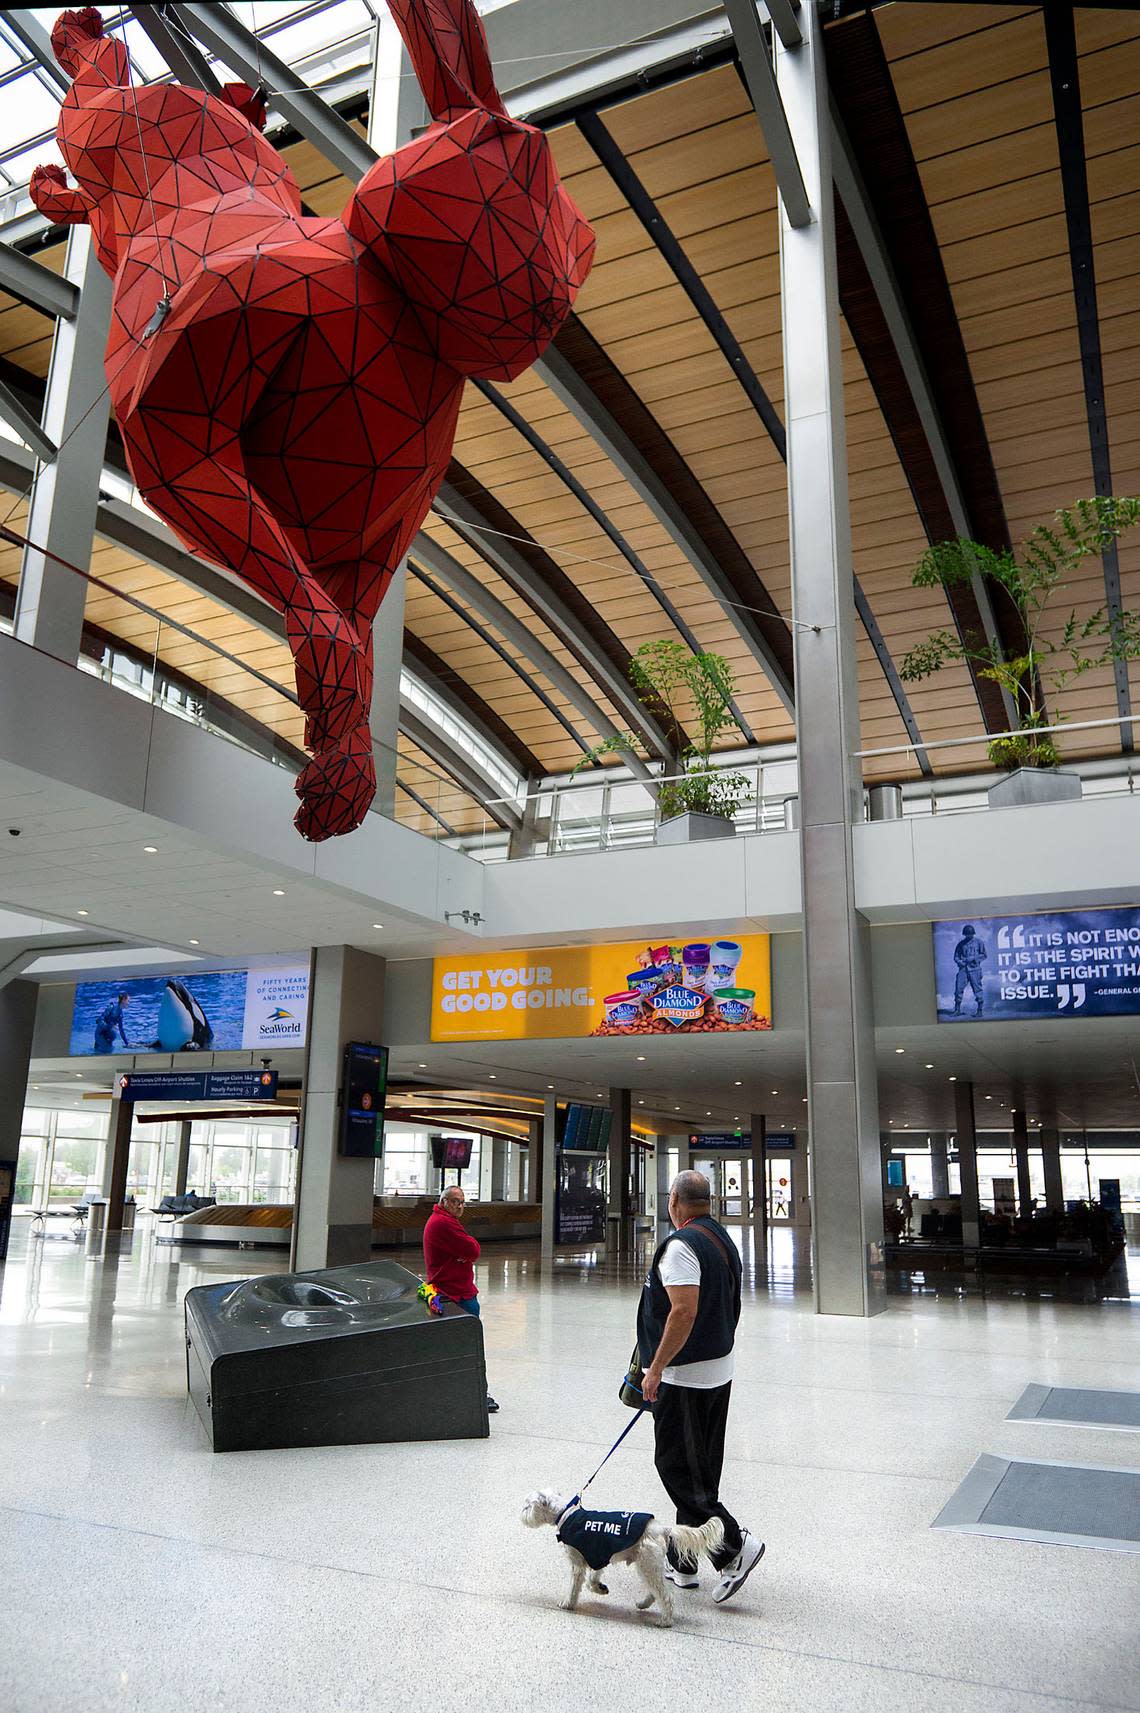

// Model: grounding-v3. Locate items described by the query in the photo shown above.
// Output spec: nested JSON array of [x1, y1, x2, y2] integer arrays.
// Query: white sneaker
[[665, 1562, 699, 1588], [711, 1530, 765, 1604]]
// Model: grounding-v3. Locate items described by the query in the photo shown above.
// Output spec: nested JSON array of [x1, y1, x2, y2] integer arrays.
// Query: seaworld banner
[[933, 907, 1140, 1022], [69, 965, 310, 1056]]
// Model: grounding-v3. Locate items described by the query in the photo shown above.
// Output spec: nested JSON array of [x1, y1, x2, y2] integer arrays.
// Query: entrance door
[[691, 1157, 747, 1223], [767, 1158, 792, 1223], [691, 1156, 722, 1219]]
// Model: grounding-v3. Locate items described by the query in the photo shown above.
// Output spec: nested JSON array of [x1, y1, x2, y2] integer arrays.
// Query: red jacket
[[423, 1205, 480, 1302]]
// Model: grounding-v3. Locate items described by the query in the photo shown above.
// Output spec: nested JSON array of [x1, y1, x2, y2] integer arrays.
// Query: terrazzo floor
[[1, 1220, 1138, 1713]]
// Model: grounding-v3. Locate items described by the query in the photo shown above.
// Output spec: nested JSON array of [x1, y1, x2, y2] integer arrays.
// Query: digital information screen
[[339, 1041, 388, 1159], [561, 1103, 614, 1152]]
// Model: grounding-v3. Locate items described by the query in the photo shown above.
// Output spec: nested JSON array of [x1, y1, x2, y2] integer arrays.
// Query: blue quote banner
[[933, 907, 1140, 1022]]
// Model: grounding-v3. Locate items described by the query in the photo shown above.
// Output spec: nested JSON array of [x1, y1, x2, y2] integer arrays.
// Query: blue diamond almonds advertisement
[[933, 907, 1140, 1022]]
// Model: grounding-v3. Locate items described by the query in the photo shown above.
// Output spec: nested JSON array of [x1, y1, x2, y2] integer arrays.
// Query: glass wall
[[12, 1105, 298, 1211]]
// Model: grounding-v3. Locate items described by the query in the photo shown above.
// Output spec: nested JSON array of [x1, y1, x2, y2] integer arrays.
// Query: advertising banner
[[933, 907, 1140, 1022], [70, 964, 309, 1055], [431, 932, 771, 1042], [116, 1069, 279, 1102]]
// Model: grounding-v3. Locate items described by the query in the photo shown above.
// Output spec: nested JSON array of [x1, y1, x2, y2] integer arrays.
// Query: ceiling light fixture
[[949, 1075, 958, 1082], [189, 938, 200, 946], [76, 909, 89, 917], [925, 1063, 934, 1069], [734, 1080, 742, 1087], [636, 1055, 646, 1062], [143, 845, 158, 854], [895, 1047, 905, 1055], [372, 922, 383, 929], [272, 888, 285, 897]]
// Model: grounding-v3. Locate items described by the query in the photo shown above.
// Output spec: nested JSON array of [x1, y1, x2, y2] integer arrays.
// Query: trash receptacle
[[122, 1198, 137, 1233], [86, 1199, 107, 1240]]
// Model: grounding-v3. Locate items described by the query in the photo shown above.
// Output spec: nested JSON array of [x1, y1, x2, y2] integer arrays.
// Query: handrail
[[853, 712, 1134, 761], [0, 521, 301, 708]]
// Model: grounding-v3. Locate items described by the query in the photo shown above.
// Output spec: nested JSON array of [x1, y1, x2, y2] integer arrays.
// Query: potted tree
[[899, 496, 1140, 807], [572, 640, 750, 843]]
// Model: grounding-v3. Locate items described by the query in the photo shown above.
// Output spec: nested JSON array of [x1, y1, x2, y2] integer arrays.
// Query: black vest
[[637, 1215, 742, 1370], [556, 1504, 654, 1570]]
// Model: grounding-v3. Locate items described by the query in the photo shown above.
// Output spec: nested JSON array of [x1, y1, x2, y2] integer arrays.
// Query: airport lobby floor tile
[[1, 1225, 1138, 1713]]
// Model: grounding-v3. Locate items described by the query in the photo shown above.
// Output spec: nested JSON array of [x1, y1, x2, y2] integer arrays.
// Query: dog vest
[[556, 1502, 654, 1571]]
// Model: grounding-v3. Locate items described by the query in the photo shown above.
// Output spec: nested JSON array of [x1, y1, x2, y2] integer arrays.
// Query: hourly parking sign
[[933, 907, 1140, 1022]]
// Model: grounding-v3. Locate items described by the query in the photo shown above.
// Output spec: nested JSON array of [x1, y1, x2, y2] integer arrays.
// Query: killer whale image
[[152, 979, 214, 1052]]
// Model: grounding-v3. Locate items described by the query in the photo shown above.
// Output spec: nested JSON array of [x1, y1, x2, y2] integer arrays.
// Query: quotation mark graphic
[[1056, 983, 1087, 1010]]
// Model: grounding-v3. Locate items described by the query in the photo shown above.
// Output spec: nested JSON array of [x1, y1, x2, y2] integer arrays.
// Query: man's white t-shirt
[[657, 1236, 735, 1389]]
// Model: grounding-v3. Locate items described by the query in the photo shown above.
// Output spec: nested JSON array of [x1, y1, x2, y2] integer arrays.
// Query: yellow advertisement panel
[[431, 933, 772, 1042]]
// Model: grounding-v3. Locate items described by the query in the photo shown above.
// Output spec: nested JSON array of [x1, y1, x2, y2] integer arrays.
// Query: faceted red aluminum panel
[[33, 3, 594, 839]]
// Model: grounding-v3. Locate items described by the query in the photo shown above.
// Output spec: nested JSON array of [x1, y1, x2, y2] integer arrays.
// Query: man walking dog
[[638, 1169, 763, 1603]]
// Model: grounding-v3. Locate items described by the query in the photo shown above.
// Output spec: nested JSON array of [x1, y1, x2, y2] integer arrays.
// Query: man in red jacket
[[423, 1185, 498, 1412]]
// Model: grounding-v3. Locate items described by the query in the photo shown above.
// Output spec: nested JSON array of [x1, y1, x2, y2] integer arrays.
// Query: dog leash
[[567, 1387, 650, 1511]]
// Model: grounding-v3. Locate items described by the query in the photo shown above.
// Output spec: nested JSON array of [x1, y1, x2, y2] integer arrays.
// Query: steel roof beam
[[763, 0, 802, 51], [0, 378, 54, 463], [399, 702, 523, 834], [723, 0, 812, 228], [434, 479, 674, 761], [408, 532, 658, 790], [0, 239, 78, 320], [0, 9, 69, 94], [131, 5, 224, 95], [402, 629, 546, 783], [538, 340, 796, 715], [474, 377, 757, 747], [168, 3, 375, 184], [830, 103, 1015, 721], [1045, 3, 1133, 753]]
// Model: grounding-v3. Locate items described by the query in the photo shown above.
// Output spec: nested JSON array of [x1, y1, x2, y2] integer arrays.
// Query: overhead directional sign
[[116, 1070, 279, 1103], [933, 907, 1140, 1022]]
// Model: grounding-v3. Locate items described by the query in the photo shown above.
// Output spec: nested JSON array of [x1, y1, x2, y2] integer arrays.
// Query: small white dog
[[521, 1490, 724, 1625]]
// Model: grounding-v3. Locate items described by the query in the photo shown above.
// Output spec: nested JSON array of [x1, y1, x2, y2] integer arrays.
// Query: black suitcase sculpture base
[[185, 1259, 488, 1452]]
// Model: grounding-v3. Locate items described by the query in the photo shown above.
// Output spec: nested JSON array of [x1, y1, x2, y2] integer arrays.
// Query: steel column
[[776, 5, 884, 1317], [725, 0, 812, 228], [0, 241, 78, 320], [174, 1119, 193, 1198], [373, 559, 407, 819], [1011, 1107, 1033, 1217], [12, 229, 112, 662], [750, 1111, 768, 1277], [540, 1095, 557, 1264], [1041, 1124, 1064, 1214], [954, 1082, 981, 1249], [929, 1132, 950, 1199]]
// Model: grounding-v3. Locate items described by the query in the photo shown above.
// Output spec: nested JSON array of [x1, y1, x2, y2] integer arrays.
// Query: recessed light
[[372, 922, 384, 929], [925, 1063, 934, 1069], [770, 1089, 778, 1095], [272, 888, 285, 896], [547, 1084, 554, 1090], [674, 1106, 680, 1112], [802, 1097, 808, 1104], [636, 1055, 646, 1062], [949, 1075, 957, 1082], [418, 1063, 427, 1069], [143, 845, 158, 854], [706, 1111, 711, 1117], [985, 1095, 993, 1101], [488, 1074, 496, 1079], [895, 1048, 905, 1055], [189, 939, 200, 946], [76, 908, 89, 917]]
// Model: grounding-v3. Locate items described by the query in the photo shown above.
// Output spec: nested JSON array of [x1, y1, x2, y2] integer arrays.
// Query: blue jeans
[[457, 1295, 480, 1318]]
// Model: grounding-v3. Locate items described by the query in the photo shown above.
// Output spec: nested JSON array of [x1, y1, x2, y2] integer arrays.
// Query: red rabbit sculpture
[[32, 3, 594, 839]]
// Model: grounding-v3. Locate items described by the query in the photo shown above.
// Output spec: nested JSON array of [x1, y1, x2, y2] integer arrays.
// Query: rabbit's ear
[[386, 0, 507, 122]]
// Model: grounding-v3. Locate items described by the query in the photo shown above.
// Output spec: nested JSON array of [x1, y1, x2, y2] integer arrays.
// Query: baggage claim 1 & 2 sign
[[933, 906, 1140, 1022], [431, 934, 772, 1042]]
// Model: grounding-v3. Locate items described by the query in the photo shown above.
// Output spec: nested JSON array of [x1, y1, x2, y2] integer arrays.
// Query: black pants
[[652, 1380, 742, 1571]]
